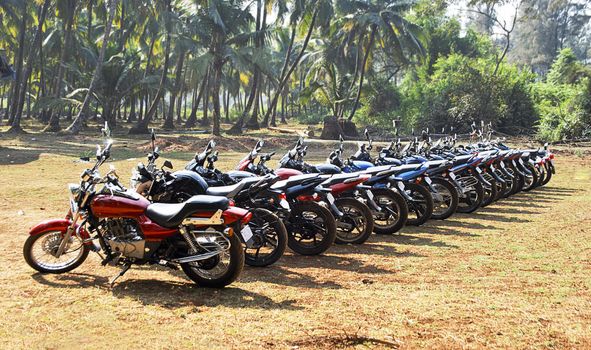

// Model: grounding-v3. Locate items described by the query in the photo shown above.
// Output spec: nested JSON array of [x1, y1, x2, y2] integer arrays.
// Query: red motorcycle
[[23, 137, 250, 288]]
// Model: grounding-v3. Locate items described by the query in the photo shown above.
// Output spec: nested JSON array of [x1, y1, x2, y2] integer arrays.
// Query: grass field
[[0, 134, 590, 349]]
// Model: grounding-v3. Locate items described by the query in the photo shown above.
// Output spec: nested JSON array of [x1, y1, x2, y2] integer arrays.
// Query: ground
[[0, 132, 590, 349]]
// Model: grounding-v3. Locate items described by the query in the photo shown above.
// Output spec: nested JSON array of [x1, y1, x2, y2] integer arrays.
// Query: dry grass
[[0, 133, 590, 349]]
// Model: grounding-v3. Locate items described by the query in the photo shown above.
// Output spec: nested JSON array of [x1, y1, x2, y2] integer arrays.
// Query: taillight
[[279, 193, 287, 200], [297, 194, 319, 201], [241, 212, 253, 224], [549, 154, 555, 160], [228, 199, 236, 206]]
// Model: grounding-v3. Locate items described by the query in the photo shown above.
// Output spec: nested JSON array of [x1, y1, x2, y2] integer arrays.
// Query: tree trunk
[[348, 25, 376, 121], [163, 49, 185, 129], [7, 2, 27, 124], [129, 0, 172, 134], [186, 68, 208, 128], [262, 8, 318, 123], [211, 62, 223, 136], [44, 0, 76, 132], [66, 0, 118, 134], [9, 0, 50, 133]]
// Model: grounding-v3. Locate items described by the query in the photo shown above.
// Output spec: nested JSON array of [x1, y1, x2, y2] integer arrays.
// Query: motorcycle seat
[[453, 155, 473, 166], [146, 195, 230, 228], [391, 164, 422, 175], [271, 173, 319, 190], [425, 160, 448, 169], [206, 177, 262, 198], [361, 165, 392, 175], [321, 173, 359, 186]]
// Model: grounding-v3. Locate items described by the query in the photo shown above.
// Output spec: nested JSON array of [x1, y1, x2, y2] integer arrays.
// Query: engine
[[101, 219, 146, 259]]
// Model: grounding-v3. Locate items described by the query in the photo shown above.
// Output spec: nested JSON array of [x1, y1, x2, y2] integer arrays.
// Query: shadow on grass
[[0, 146, 42, 165], [31, 272, 303, 310]]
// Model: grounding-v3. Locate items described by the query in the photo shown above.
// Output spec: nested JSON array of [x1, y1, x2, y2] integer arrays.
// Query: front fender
[[29, 219, 91, 245]]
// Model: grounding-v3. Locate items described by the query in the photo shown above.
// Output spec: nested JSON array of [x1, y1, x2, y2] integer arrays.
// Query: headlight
[[130, 169, 141, 189], [68, 183, 81, 212]]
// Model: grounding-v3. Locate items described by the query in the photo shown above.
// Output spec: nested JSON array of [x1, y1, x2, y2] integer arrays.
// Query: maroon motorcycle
[[23, 134, 250, 288]]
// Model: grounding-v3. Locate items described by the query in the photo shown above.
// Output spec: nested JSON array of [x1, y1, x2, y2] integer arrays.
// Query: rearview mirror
[[96, 145, 102, 159], [364, 129, 370, 140], [163, 160, 173, 169]]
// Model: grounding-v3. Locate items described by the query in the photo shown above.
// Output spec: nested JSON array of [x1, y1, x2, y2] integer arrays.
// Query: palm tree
[[188, 0, 254, 135], [66, 0, 118, 134]]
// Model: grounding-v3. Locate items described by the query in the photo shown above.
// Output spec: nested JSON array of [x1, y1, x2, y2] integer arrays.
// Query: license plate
[[240, 225, 254, 242], [424, 177, 432, 185], [366, 190, 374, 200], [490, 165, 496, 171], [519, 159, 525, 166], [280, 199, 290, 210], [475, 167, 482, 174], [326, 193, 335, 205], [500, 162, 506, 169], [397, 182, 405, 191], [449, 172, 456, 180]]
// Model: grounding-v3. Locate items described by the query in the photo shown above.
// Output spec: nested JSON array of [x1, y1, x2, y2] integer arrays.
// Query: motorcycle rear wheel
[[181, 231, 244, 288]]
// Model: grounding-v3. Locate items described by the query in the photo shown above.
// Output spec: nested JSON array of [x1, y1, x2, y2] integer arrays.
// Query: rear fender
[[28, 219, 92, 245], [222, 207, 252, 225]]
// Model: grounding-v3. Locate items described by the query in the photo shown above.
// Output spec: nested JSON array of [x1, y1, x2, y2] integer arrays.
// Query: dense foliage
[[0, 0, 589, 140]]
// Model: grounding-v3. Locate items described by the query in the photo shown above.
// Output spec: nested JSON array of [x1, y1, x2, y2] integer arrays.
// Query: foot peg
[[109, 263, 130, 288]]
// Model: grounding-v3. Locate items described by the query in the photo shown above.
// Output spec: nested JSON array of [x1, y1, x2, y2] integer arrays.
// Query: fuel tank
[[91, 190, 150, 218], [275, 168, 304, 180]]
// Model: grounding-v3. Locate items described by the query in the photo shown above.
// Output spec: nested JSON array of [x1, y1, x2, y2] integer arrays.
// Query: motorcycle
[[24, 126, 248, 288], [191, 140, 337, 255], [132, 135, 288, 268]]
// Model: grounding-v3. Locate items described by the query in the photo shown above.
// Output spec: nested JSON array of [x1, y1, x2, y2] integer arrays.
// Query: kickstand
[[109, 263, 131, 288]]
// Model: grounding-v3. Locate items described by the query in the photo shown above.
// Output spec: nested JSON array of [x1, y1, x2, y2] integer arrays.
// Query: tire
[[243, 208, 287, 267], [404, 183, 434, 226], [494, 177, 507, 201], [333, 198, 374, 245], [510, 170, 525, 195], [456, 177, 484, 213], [428, 177, 459, 220], [501, 166, 516, 198], [286, 201, 337, 255], [535, 164, 546, 188], [541, 162, 553, 186], [371, 188, 408, 234], [522, 163, 538, 192], [181, 230, 244, 288], [24, 231, 89, 274], [481, 178, 497, 207]]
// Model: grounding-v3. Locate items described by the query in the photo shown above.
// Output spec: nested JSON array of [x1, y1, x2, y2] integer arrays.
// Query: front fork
[[356, 185, 382, 212], [445, 171, 467, 197]]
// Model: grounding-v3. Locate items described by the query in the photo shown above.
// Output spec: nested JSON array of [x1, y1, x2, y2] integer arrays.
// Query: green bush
[[399, 54, 536, 134]]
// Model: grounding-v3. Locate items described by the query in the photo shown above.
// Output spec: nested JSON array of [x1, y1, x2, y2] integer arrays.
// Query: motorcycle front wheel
[[405, 183, 434, 226], [371, 188, 408, 234], [243, 208, 287, 267], [286, 201, 337, 255], [428, 177, 459, 220], [23, 230, 89, 274], [334, 197, 374, 245]]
